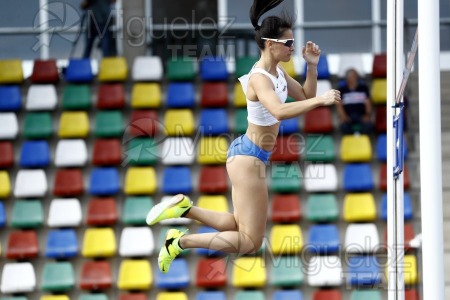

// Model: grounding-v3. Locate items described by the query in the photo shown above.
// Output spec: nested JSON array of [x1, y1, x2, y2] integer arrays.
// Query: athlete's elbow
[[273, 110, 287, 121]]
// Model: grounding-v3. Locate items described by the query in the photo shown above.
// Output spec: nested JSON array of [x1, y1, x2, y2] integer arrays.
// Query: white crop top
[[238, 65, 288, 126]]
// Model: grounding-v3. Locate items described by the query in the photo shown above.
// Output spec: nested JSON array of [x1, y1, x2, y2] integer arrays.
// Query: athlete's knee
[[240, 232, 263, 254]]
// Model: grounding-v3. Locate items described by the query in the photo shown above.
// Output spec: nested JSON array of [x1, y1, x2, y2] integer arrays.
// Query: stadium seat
[[167, 82, 195, 108], [316, 79, 332, 96], [195, 258, 227, 288], [157, 197, 192, 226], [128, 110, 159, 137], [304, 163, 338, 192], [200, 56, 228, 81], [86, 197, 118, 226], [6, 230, 39, 259], [156, 258, 190, 289], [97, 83, 125, 109], [347, 256, 382, 287], [119, 227, 154, 257], [381, 192, 413, 221], [402, 255, 418, 285], [11, 200, 43, 228], [376, 134, 408, 161], [41, 262, 75, 292], [53, 169, 84, 196], [199, 109, 229, 135], [132, 56, 163, 81], [162, 167, 192, 194], [194, 226, 222, 256], [232, 257, 266, 288], [64, 58, 94, 82], [197, 137, 228, 164], [92, 139, 122, 166], [161, 137, 196, 165], [311, 54, 330, 79], [80, 261, 112, 290], [234, 291, 265, 300], [344, 193, 376, 222], [380, 163, 410, 190], [0, 59, 23, 83], [82, 228, 116, 258], [307, 256, 343, 286], [0, 262, 35, 293], [343, 163, 374, 191], [58, 111, 89, 138], [98, 57, 128, 82], [117, 259, 152, 290], [122, 196, 153, 225], [271, 194, 301, 223], [270, 163, 302, 193], [94, 110, 124, 137], [55, 139, 88, 167], [167, 57, 196, 81], [0, 296, 28, 300], [345, 223, 380, 253], [19, 140, 50, 168], [372, 53, 387, 78], [233, 82, 246, 107], [0, 171, 10, 198], [405, 289, 419, 300], [0, 141, 13, 167], [273, 291, 303, 300], [124, 167, 157, 195], [313, 290, 342, 300], [234, 109, 248, 133], [45, 229, 78, 259], [271, 136, 300, 162], [23, 112, 53, 139], [337, 53, 365, 78], [48, 198, 82, 227], [270, 224, 303, 255], [197, 195, 228, 215], [304, 107, 333, 133], [201, 82, 228, 107], [131, 83, 161, 108], [26, 85, 57, 111], [278, 117, 299, 135], [375, 105, 387, 133], [89, 168, 120, 196], [156, 292, 187, 300], [235, 56, 258, 78], [340, 134, 372, 162], [40, 296, 69, 300], [350, 290, 381, 300], [14, 169, 47, 198], [305, 135, 335, 162], [308, 224, 340, 254], [197, 291, 226, 300], [371, 79, 387, 104], [31, 59, 59, 83], [198, 166, 228, 193], [0, 85, 21, 111], [79, 294, 108, 300], [164, 109, 195, 136], [270, 255, 304, 287], [279, 59, 296, 77], [0, 202, 4, 227], [0, 112, 18, 139]]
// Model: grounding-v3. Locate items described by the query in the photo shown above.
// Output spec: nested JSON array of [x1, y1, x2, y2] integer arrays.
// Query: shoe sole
[[146, 194, 186, 225]]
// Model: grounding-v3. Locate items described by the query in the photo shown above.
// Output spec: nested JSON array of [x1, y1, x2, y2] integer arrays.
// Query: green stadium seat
[[167, 57, 196, 81], [122, 196, 154, 225], [0, 297, 28, 300], [62, 85, 91, 110], [234, 291, 265, 300], [11, 200, 43, 228], [94, 110, 124, 137], [270, 255, 303, 287], [23, 112, 53, 139], [235, 56, 258, 78], [41, 262, 75, 292], [306, 194, 339, 222], [79, 294, 108, 300], [270, 163, 302, 193], [234, 109, 248, 134], [306, 135, 336, 161], [126, 138, 158, 165], [350, 290, 381, 300]]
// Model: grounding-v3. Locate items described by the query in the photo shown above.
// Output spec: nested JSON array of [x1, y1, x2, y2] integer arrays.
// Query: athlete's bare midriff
[[245, 121, 280, 152]]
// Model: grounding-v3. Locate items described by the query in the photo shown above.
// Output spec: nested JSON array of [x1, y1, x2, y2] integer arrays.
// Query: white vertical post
[[39, 0, 49, 59], [418, 0, 445, 298], [372, 0, 381, 53], [294, 0, 304, 75], [217, 0, 227, 29]]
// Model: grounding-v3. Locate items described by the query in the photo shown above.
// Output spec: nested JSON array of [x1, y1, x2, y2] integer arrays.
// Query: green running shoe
[[158, 228, 188, 273], [146, 194, 192, 225]]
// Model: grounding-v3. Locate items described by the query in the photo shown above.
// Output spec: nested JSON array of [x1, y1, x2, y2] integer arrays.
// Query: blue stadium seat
[[19, 141, 50, 168], [304, 54, 330, 79], [273, 290, 303, 300], [308, 224, 340, 254], [196, 226, 223, 256], [279, 117, 299, 135], [0, 85, 21, 111], [45, 229, 78, 259], [156, 258, 190, 289], [343, 163, 374, 191], [64, 58, 94, 82], [381, 192, 413, 221], [347, 256, 382, 287], [376, 134, 408, 161], [199, 109, 228, 135], [89, 168, 120, 196], [0, 201, 5, 227], [197, 291, 226, 300], [162, 167, 192, 194], [166, 82, 195, 108], [200, 56, 228, 81]]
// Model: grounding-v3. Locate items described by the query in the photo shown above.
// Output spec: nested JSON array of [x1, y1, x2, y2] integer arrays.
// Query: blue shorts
[[227, 134, 272, 165]]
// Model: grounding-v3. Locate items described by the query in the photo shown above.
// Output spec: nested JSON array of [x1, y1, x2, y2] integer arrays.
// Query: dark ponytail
[[250, 0, 295, 50]]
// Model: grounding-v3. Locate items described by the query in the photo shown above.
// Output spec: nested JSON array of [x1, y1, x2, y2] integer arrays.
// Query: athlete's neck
[[256, 52, 279, 77]]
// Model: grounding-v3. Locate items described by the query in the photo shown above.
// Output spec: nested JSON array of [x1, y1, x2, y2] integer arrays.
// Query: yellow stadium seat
[[279, 60, 296, 77], [232, 257, 266, 288], [156, 292, 188, 300], [82, 227, 117, 257], [404, 254, 418, 285], [197, 137, 228, 164], [196, 195, 228, 225], [0, 171, 10, 198], [270, 224, 303, 255], [40, 296, 70, 300], [340, 134, 372, 162], [0, 59, 23, 83], [98, 57, 128, 82], [124, 167, 157, 195], [58, 111, 90, 138], [164, 109, 195, 136], [131, 83, 161, 108], [371, 78, 387, 104], [234, 82, 247, 107], [343, 193, 376, 222], [118, 259, 152, 290]]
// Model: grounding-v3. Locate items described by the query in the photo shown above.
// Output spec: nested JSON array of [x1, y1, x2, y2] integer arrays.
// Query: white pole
[[418, 0, 445, 298], [39, 0, 49, 59], [217, 0, 227, 29], [294, 0, 304, 54], [372, 0, 381, 53]]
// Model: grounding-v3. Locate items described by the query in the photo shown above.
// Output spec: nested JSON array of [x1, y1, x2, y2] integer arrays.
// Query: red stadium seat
[[0, 141, 14, 168], [119, 294, 148, 300], [405, 289, 419, 300], [304, 107, 333, 133], [201, 82, 228, 107], [270, 194, 301, 223], [313, 289, 342, 300], [128, 110, 158, 137], [92, 139, 122, 166], [6, 230, 39, 259], [196, 258, 227, 288], [375, 105, 387, 133], [53, 169, 84, 196], [80, 260, 113, 290], [372, 53, 387, 78], [31, 59, 59, 83], [379, 163, 410, 190], [271, 136, 300, 162], [199, 166, 228, 193], [86, 198, 118, 226], [97, 83, 125, 109], [384, 223, 416, 250]]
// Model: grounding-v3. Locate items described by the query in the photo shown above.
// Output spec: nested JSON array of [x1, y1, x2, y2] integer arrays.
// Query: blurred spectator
[[337, 68, 373, 134]]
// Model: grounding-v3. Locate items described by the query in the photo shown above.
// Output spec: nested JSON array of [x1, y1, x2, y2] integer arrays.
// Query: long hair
[[249, 0, 295, 49]]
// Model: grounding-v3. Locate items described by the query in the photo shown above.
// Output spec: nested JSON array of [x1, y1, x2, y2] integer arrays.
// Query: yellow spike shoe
[[158, 228, 188, 273], [146, 194, 192, 225]]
